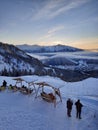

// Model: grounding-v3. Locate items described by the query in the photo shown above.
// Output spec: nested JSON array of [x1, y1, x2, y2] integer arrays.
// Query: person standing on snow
[[75, 99, 83, 119], [66, 98, 73, 117], [3, 80, 7, 87]]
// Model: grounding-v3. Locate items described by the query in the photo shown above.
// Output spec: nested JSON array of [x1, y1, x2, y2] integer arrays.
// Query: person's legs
[[69, 109, 71, 117], [76, 110, 78, 118], [67, 109, 71, 117], [67, 109, 69, 116], [79, 111, 81, 119]]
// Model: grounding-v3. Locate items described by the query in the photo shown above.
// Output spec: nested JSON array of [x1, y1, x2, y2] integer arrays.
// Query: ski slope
[[0, 76, 98, 130]]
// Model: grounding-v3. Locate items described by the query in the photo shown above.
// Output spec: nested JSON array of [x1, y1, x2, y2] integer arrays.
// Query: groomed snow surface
[[0, 75, 98, 130]]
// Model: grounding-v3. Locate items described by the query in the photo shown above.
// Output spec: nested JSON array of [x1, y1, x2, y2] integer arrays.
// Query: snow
[[0, 75, 98, 130], [0, 55, 35, 73]]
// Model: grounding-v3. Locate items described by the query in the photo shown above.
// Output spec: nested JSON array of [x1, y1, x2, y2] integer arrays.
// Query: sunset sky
[[0, 0, 98, 49]]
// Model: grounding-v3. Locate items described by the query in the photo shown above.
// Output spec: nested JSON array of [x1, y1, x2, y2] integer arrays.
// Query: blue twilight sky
[[0, 0, 98, 49]]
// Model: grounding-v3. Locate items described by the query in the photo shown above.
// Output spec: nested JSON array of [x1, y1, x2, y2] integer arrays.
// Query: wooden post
[[58, 89, 62, 102], [35, 85, 40, 98], [54, 99, 56, 108]]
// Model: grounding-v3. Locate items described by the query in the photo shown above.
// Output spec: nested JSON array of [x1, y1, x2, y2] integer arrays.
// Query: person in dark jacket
[[66, 98, 73, 117], [75, 99, 83, 119], [3, 80, 7, 87]]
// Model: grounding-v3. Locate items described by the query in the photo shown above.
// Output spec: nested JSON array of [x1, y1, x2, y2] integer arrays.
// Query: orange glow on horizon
[[1, 38, 98, 50], [70, 38, 98, 50], [74, 44, 98, 50]]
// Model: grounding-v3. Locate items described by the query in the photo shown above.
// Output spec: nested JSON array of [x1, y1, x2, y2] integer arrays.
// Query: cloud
[[33, 0, 90, 20], [48, 25, 64, 35], [40, 25, 65, 39]]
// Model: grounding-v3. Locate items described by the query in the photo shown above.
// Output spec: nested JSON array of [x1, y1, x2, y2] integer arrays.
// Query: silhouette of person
[[75, 99, 83, 119], [66, 98, 73, 117], [3, 80, 7, 87]]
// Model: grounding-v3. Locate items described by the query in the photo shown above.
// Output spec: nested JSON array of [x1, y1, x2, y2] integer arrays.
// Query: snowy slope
[[0, 42, 46, 76], [0, 75, 98, 130]]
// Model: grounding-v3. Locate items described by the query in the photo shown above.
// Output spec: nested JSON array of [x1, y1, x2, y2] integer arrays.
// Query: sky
[[0, 0, 98, 49]]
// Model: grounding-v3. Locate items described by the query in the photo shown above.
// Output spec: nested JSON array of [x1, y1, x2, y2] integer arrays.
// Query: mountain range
[[0, 42, 98, 82], [16, 44, 83, 53]]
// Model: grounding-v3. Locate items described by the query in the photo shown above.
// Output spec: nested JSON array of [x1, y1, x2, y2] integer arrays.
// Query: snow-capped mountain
[[16, 44, 83, 53]]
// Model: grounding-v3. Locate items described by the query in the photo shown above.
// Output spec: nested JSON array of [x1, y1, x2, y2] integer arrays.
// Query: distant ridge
[[16, 44, 83, 53]]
